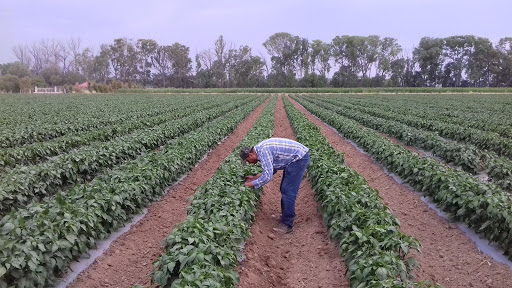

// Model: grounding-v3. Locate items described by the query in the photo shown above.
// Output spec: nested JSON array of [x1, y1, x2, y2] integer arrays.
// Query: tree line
[[1, 33, 511, 92]]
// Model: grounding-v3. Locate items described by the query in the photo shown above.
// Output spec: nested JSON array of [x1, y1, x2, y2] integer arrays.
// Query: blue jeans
[[280, 152, 309, 228]]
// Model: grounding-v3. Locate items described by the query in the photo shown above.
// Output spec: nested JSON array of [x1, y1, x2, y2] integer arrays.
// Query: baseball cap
[[240, 146, 252, 166]]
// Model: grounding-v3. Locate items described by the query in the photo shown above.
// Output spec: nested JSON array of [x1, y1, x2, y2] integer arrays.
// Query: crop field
[[1, 93, 512, 288]]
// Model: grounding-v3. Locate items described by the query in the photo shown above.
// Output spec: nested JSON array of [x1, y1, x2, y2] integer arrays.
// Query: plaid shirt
[[252, 138, 309, 189]]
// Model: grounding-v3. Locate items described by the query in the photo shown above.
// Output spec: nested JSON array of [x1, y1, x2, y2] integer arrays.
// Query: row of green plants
[[0, 94, 107, 128], [294, 97, 512, 262], [0, 96, 266, 287], [0, 94, 229, 143], [283, 97, 441, 288], [316, 95, 512, 159], [328, 95, 512, 174], [0, 93, 189, 130], [301, 96, 512, 192], [149, 96, 276, 288], [118, 87, 512, 94], [0, 96, 236, 169], [0, 97, 258, 216], [348, 93, 512, 113], [340, 95, 512, 139], [0, 95, 205, 148]]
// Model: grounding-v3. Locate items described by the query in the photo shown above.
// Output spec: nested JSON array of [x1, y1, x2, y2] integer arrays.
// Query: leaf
[[37, 243, 46, 252], [376, 267, 388, 281], [153, 270, 167, 285], [0, 266, 6, 277], [1, 223, 14, 234], [166, 262, 176, 273], [478, 220, 492, 232], [65, 233, 77, 244]]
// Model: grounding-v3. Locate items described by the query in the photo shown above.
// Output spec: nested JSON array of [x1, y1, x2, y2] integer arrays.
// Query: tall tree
[[377, 37, 402, 78], [67, 38, 82, 73], [39, 39, 61, 68], [109, 38, 139, 82], [136, 39, 158, 86], [226, 45, 265, 87], [310, 40, 323, 74], [443, 35, 474, 87], [28, 42, 44, 74], [332, 35, 360, 76], [195, 48, 215, 88], [263, 32, 298, 87], [358, 35, 380, 78], [12, 45, 32, 68], [295, 37, 310, 78], [494, 37, 512, 86], [413, 37, 445, 86], [466, 37, 495, 87], [93, 44, 111, 83], [389, 57, 406, 86], [152, 45, 172, 87], [76, 48, 95, 81], [168, 42, 193, 88], [213, 35, 231, 87]]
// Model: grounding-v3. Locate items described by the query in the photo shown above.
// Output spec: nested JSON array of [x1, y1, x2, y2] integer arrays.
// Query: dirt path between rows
[[288, 95, 512, 288], [236, 95, 349, 288], [69, 99, 269, 288]]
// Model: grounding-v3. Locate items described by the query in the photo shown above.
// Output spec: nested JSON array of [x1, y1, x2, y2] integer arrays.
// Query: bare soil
[[288, 95, 512, 288], [236, 95, 349, 288], [67, 93, 512, 288], [69, 99, 269, 288]]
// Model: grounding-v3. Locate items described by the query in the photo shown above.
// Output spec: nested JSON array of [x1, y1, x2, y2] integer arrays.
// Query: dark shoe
[[273, 223, 293, 234]]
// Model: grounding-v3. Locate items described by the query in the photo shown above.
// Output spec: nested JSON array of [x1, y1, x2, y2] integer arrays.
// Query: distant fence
[[34, 86, 65, 94]]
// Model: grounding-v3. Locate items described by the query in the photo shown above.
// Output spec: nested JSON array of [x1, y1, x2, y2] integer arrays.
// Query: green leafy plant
[[301, 95, 512, 192], [0, 95, 266, 287], [293, 95, 512, 262], [283, 97, 427, 287], [0, 96, 256, 215], [151, 97, 276, 287]]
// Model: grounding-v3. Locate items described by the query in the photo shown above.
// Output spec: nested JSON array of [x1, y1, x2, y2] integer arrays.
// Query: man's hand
[[245, 175, 257, 182], [244, 174, 261, 182], [244, 174, 261, 188]]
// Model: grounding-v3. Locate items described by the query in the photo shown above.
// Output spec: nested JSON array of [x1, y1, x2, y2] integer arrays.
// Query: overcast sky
[[1, 0, 510, 64]]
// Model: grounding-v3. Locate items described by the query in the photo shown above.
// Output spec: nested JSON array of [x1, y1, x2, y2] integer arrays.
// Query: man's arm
[[252, 149, 273, 189]]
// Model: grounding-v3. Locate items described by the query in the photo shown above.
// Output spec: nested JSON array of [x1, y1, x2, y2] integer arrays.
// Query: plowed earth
[[235, 95, 349, 288], [69, 99, 268, 287], [67, 94, 512, 288], [288, 95, 512, 288]]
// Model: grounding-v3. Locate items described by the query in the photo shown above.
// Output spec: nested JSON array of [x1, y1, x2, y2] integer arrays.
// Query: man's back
[[255, 138, 309, 170]]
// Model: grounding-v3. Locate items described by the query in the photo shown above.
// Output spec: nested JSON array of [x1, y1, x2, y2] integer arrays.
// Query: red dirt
[[236, 95, 350, 288], [69, 99, 269, 288], [288, 95, 512, 288]]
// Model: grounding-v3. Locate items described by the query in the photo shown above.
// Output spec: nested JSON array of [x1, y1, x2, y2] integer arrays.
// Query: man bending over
[[240, 138, 310, 234]]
